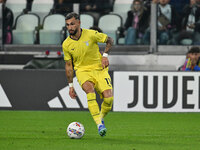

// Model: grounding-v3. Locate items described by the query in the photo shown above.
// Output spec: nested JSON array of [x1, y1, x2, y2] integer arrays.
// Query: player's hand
[[69, 87, 77, 99], [102, 57, 109, 69]]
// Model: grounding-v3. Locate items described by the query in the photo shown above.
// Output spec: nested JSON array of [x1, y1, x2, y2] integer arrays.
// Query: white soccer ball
[[67, 122, 85, 139]]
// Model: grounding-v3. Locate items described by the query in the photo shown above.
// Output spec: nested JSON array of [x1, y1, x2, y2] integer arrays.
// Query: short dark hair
[[133, 0, 142, 4], [65, 12, 80, 20], [188, 47, 200, 54]]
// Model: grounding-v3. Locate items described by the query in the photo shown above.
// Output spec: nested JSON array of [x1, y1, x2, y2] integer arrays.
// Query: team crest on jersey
[[84, 40, 89, 46]]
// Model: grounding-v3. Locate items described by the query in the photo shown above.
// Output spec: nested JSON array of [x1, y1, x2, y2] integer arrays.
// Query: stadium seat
[[31, 0, 54, 24], [180, 39, 193, 45], [118, 37, 125, 45], [80, 14, 94, 29], [6, 0, 27, 26], [98, 14, 122, 45], [12, 13, 40, 44], [112, 0, 132, 24], [39, 14, 66, 44]]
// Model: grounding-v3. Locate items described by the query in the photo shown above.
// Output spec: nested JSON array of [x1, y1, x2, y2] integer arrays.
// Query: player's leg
[[96, 69, 113, 120], [95, 69, 113, 136], [82, 81, 106, 136], [100, 89, 113, 119], [82, 81, 101, 125], [98, 89, 113, 137], [76, 71, 106, 136]]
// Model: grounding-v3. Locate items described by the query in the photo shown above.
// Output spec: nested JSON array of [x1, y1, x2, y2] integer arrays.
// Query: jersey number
[[105, 78, 112, 87]]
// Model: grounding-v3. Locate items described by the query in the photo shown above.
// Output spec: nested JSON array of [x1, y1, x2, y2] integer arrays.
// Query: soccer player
[[62, 12, 114, 137]]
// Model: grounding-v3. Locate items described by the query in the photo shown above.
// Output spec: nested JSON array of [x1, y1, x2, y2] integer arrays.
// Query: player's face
[[66, 17, 80, 36]]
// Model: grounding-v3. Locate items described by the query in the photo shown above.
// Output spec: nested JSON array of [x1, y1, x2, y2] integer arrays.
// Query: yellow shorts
[[76, 68, 112, 94]]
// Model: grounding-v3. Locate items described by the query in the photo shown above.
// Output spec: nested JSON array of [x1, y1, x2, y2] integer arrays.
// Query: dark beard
[[69, 29, 78, 35]]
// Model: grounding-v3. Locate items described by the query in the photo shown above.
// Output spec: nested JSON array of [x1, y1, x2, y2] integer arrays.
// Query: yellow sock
[[87, 93, 101, 125], [100, 97, 114, 119]]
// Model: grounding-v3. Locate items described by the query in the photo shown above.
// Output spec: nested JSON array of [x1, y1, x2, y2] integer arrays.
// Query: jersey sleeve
[[92, 30, 108, 43], [62, 44, 71, 61]]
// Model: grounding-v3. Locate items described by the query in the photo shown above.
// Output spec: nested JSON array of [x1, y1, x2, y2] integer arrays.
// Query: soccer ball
[[67, 122, 85, 139]]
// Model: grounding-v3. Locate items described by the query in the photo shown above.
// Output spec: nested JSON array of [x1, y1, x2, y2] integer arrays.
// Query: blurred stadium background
[[0, 0, 200, 150]]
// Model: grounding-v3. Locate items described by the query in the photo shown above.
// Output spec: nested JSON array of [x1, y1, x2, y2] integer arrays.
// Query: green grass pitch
[[0, 111, 200, 150]]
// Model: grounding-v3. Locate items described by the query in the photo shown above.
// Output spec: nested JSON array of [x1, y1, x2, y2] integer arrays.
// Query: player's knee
[[82, 81, 95, 94], [104, 97, 113, 106], [102, 89, 113, 98], [84, 88, 95, 93]]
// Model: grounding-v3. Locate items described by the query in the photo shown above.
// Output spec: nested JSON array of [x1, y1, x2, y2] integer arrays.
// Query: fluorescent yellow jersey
[[62, 29, 108, 71]]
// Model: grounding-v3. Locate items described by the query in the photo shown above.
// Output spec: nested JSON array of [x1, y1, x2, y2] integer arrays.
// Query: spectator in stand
[[143, 0, 190, 13], [80, 0, 114, 25], [143, 0, 159, 8], [175, 0, 200, 45], [1, 0, 13, 44], [169, 0, 190, 15], [124, 0, 150, 45], [143, 0, 151, 8], [53, 0, 74, 16], [143, 0, 180, 45], [179, 47, 200, 71]]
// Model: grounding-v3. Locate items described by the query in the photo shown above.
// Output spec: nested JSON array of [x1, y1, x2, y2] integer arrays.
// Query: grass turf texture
[[0, 111, 199, 150]]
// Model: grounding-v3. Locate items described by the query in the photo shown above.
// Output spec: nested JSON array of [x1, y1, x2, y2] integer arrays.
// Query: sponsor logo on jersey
[[84, 40, 89, 46]]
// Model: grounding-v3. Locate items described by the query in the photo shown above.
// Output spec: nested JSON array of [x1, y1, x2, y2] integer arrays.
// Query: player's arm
[[102, 36, 113, 69], [65, 59, 76, 99]]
